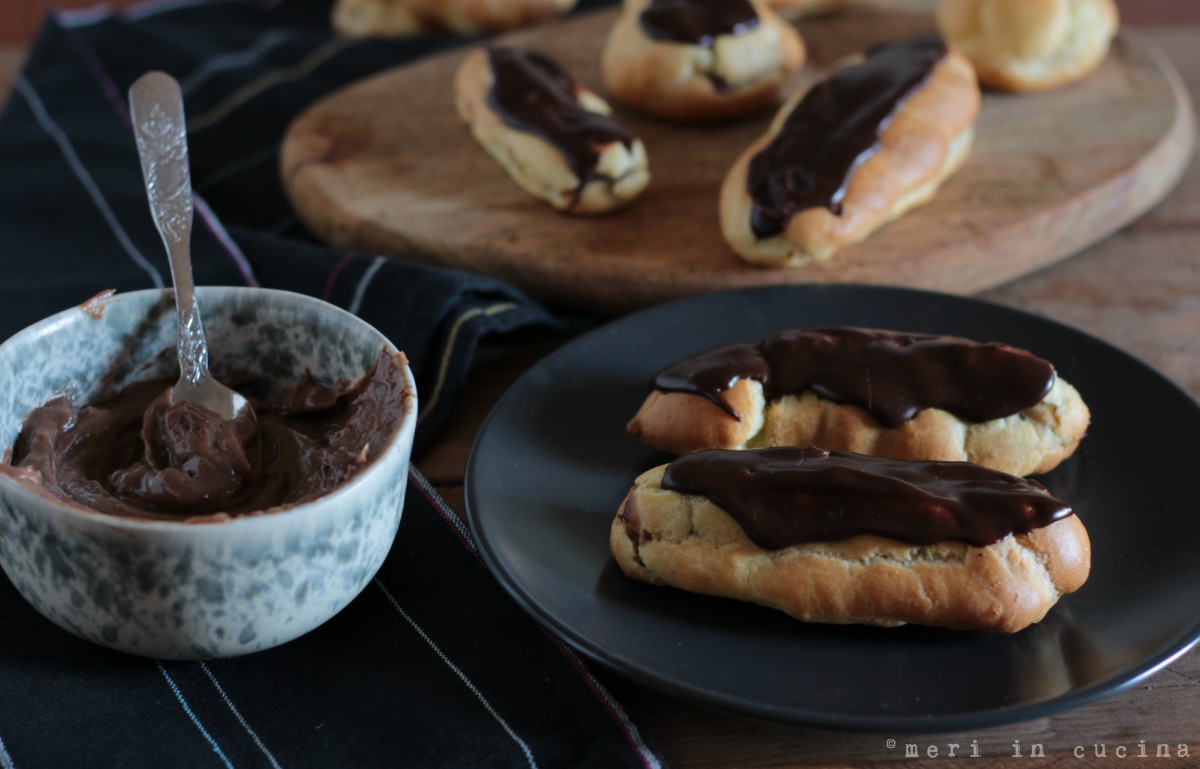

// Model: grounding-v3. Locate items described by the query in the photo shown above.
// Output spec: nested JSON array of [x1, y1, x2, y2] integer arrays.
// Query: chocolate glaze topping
[[650, 327, 1055, 428], [661, 446, 1073, 548], [4, 350, 410, 521], [746, 34, 948, 239], [486, 47, 635, 200], [638, 0, 760, 47]]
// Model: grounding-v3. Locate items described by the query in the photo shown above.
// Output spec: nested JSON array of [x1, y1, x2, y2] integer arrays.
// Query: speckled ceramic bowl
[[0, 287, 417, 659]]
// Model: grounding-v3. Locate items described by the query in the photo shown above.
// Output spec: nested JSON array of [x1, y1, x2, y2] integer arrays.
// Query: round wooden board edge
[[280, 23, 1197, 316]]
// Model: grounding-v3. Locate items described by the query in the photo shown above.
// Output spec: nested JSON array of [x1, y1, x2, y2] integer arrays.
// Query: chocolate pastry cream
[[3, 350, 410, 522]]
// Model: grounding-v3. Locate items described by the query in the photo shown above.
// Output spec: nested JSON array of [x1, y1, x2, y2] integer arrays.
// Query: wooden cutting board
[[280, 1, 1195, 315]]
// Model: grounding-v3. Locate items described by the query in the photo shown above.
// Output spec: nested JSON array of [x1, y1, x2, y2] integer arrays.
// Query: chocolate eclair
[[455, 46, 650, 213], [718, 35, 980, 265], [611, 446, 1091, 632], [601, 0, 805, 122], [627, 327, 1090, 477]]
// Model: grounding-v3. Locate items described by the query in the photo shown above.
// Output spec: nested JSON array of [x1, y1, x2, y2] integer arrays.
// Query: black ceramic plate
[[464, 285, 1200, 731]]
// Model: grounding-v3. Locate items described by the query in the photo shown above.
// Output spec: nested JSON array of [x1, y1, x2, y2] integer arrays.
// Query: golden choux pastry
[[936, 0, 1119, 92]]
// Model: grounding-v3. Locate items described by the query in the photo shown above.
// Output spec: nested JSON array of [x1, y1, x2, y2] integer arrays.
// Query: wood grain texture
[[281, 1, 1195, 314], [598, 654, 1200, 767]]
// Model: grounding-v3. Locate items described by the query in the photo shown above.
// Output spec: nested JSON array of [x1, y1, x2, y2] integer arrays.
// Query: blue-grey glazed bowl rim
[[0, 286, 418, 532]]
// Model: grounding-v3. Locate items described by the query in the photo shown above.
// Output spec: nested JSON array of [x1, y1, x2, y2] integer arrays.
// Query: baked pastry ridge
[[455, 46, 650, 213], [936, 0, 1120, 92], [626, 327, 1090, 476], [611, 448, 1091, 633], [601, 0, 806, 122], [718, 34, 980, 266]]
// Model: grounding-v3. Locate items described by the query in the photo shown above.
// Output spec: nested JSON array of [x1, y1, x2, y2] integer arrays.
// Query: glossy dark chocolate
[[746, 34, 947, 239], [5, 350, 409, 521], [650, 327, 1055, 428], [486, 47, 635, 201], [638, 0, 760, 47], [661, 446, 1072, 548]]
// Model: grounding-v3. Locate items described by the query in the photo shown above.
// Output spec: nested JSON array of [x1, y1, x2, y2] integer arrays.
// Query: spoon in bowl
[[128, 71, 255, 425]]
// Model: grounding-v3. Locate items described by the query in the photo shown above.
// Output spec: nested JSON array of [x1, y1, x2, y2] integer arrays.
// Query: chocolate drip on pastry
[[661, 446, 1073, 548], [638, 0, 761, 47], [650, 327, 1055, 428], [746, 34, 948, 239], [486, 47, 635, 200]]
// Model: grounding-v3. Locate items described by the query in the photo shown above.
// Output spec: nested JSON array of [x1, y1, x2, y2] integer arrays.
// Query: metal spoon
[[129, 71, 254, 423]]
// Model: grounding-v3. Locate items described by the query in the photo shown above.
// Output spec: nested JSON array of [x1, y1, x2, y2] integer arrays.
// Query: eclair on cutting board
[[627, 327, 1090, 477], [612, 447, 1091, 633], [601, 0, 805, 122], [455, 46, 650, 214], [719, 35, 980, 266]]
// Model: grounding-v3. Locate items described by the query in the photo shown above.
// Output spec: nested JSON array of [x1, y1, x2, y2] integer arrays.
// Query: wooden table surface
[[2, 1, 1199, 767]]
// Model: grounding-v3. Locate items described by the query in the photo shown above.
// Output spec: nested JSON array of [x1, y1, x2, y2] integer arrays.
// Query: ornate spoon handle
[[129, 70, 208, 387]]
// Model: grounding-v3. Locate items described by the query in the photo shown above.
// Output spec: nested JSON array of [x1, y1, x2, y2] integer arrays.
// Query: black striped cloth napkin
[[0, 0, 662, 766]]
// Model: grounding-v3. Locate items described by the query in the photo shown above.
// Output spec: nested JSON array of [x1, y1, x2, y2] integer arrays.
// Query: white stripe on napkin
[[374, 579, 539, 769], [408, 467, 663, 769], [181, 30, 300, 96], [194, 144, 278, 194], [264, 213, 298, 237], [54, 5, 113, 27], [14, 76, 165, 289], [57, 0, 242, 27], [193, 196, 260, 287], [347, 255, 386, 316], [200, 662, 283, 769], [541, 635, 663, 769], [0, 731, 16, 769], [157, 662, 237, 769], [186, 38, 354, 134], [123, 0, 243, 23], [416, 302, 518, 424], [406, 466, 664, 769]]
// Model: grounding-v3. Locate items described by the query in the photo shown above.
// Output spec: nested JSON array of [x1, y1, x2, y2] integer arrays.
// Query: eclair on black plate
[[627, 327, 1090, 477], [612, 447, 1091, 633]]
